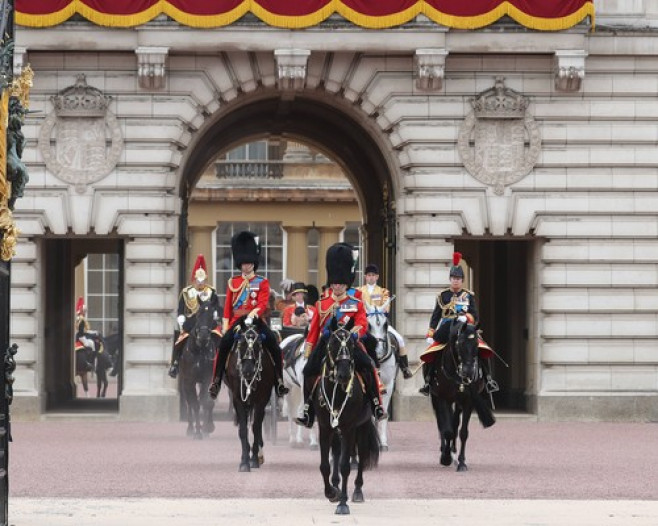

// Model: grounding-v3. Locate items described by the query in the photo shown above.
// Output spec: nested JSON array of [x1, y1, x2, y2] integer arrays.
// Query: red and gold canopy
[[17, 1, 594, 31]]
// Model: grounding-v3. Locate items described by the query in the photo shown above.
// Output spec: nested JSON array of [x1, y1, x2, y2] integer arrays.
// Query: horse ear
[[330, 316, 338, 331], [344, 316, 355, 332]]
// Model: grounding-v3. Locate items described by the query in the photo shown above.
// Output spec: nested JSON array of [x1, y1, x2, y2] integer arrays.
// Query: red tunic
[[223, 274, 270, 328], [306, 293, 367, 349]]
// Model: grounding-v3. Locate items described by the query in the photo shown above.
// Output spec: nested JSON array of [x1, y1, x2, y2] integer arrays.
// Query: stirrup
[[276, 380, 289, 397], [486, 377, 499, 394], [168, 363, 179, 379], [418, 383, 430, 396], [208, 379, 220, 400], [401, 367, 413, 379], [295, 404, 313, 428], [372, 399, 387, 421]]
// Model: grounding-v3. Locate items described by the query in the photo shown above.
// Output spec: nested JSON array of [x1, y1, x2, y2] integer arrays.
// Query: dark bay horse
[[224, 316, 275, 472], [430, 322, 495, 472], [313, 317, 380, 515], [179, 300, 216, 439]]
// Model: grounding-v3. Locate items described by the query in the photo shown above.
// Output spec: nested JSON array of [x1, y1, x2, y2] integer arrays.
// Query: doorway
[[456, 239, 537, 412], [43, 238, 123, 412]]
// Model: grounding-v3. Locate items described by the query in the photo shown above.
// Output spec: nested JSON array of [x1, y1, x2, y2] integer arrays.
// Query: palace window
[[85, 253, 120, 336], [343, 222, 363, 286]]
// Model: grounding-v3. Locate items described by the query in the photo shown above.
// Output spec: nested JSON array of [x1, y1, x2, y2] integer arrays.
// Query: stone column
[[284, 226, 310, 282], [187, 226, 215, 285], [317, 227, 343, 287]]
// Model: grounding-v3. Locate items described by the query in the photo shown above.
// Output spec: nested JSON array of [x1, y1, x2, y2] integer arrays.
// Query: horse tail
[[471, 387, 496, 428], [357, 419, 380, 471]]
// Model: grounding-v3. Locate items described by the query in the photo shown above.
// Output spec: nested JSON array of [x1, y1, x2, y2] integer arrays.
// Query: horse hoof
[[335, 504, 350, 515], [258, 454, 265, 466], [325, 486, 340, 503], [440, 452, 452, 467], [457, 463, 468, 472], [250, 458, 260, 469], [352, 489, 364, 503], [379, 444, 389, 452], [239, 463, 251, 472], [186, 429, 194, 437]]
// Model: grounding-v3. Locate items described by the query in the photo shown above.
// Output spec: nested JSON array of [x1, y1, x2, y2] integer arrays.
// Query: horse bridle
[[321, 326, 355, 428], [366, 309, 393, 363], [236, 325, 263, 401]]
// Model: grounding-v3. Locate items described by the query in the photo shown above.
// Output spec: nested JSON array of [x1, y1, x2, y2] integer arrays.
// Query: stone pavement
[[9, 498, 658, 525]]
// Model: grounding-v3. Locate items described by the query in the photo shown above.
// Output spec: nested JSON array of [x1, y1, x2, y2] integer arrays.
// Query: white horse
[[280, 333, 318, 450], [365, 297, 400, 451]]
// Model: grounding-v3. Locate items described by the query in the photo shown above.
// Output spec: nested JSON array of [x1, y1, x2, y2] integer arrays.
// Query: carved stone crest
[[38, 74, 123, 193], [458, 78, 541, 195]]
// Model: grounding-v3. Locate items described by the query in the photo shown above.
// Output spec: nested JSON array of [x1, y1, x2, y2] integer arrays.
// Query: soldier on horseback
[[358, 263, 412, 379], [168, 254, 222, 378], [419, 252, 498, 395], [74, 297, 96, 371], [209, 231, 289, 399], [296, 243, 387, 428]]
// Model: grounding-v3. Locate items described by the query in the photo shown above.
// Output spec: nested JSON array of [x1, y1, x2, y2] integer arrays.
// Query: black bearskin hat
[[364, 263, 379, 275], [326, 242, 358, 287], [449, 252, 465, 279], [231, 231, 260, 271], [306, 284, 319, 306]]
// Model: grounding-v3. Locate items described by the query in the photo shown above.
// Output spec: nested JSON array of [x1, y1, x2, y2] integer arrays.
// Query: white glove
[[177, 315, 185, 329], [213, 311, 219, 321], [245, 316, 253, 327], [426, 337, 434, 344], [457, 315, 467, 323]]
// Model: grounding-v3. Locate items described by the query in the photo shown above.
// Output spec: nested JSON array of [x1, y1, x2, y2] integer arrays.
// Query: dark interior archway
[[178, 94, 397, 293]]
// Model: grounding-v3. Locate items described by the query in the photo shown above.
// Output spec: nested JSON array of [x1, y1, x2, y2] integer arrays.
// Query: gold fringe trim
[[16, 1, 595, 31]]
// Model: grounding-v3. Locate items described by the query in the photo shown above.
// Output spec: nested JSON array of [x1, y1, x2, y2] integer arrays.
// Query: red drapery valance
[[16, 1, 594, 31]]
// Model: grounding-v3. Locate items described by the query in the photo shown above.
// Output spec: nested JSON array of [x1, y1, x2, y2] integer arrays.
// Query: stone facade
[[11, 1, 658, 421]]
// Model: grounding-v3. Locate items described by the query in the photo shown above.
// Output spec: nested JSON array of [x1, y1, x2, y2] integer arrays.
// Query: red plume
[[75, 297, 85, 315], [453, 252, 462, 266], [191, 254, 208, 282]]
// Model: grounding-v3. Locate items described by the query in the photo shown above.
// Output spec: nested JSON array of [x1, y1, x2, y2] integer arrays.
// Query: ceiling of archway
[[17, 1, 594, 31], [180, 95, 391, 227]]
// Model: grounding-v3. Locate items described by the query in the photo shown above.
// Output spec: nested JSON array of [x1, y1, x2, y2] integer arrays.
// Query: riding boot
[[209, 345, 229, 400], [370, 366, 387, 421], [168, 331, 184, 378], [418, 362, 432, 396], [295, 376, 316, 428], [398, 354, 413, 379], [268, 346, 290, 397]]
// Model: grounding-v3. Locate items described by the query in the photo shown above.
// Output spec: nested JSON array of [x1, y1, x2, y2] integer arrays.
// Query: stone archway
[[178, 91, 399, 293]]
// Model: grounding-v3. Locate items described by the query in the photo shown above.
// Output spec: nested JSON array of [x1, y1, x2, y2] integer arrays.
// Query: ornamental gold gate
[[1, 2, 33, 523]]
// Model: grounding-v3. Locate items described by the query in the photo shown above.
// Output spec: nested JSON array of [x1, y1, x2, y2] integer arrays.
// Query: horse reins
[[237, 326, 264, 401], [321, 328, 355, 429]]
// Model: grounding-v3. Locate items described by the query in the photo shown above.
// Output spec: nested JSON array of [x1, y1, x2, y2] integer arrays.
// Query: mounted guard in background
[[168, 254, 222, 379], [419, 252, 499, 397]]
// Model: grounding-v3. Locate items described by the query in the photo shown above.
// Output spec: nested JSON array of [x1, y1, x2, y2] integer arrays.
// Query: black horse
[[430, 322, 495, 472], [179, 300, 216, 439], [313, 317, 380, 515], [224, 316, 275, 472]]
